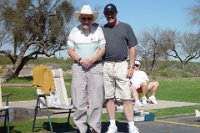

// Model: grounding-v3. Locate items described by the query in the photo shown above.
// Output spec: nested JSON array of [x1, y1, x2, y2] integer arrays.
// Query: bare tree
[[0, 0, 74, 80], [188, 0, 200, 27], [137, 27, 169, 71], [165, 31, 200, 70]]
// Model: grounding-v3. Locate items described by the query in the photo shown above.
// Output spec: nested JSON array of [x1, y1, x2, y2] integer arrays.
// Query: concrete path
[[116, 100, 199, 112], [4, 99, 199, 122], [9, 100, 199, 110]]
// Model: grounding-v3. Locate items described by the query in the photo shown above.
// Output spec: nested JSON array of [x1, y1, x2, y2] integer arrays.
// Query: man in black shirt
[[102, 3, 139, 133]]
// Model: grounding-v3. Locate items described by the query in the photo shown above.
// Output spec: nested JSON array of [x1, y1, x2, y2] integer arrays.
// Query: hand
[[80, 59, 94, 69], [127, 68, 134, 79]]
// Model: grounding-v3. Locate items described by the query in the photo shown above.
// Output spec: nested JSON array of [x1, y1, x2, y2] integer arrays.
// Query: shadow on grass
[[42, 121, 128, 133], [0, 126, 15, 133], [43, 122, 78, 133], [102, 121, 128, 133], [0, 121, 128, 133]]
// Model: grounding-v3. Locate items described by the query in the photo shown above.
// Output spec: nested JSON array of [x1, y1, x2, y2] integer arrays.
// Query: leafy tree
[[0, 0, 74, 80]]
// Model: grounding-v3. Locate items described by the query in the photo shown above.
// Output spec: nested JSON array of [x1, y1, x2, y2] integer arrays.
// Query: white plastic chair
[[32, 68, 74, 133]]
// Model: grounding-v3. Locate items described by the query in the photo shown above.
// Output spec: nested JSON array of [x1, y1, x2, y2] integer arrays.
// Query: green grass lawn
[[2, 87, 36, 102], [3, 77, 200, 103], [157, 78, 200, 103]]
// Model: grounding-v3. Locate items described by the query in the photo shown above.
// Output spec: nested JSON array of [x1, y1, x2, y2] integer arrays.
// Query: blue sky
[[72, 0, 198, 35]]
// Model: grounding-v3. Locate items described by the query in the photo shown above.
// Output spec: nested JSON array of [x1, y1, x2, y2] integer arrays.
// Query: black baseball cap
[[103, 3, 118, 14]]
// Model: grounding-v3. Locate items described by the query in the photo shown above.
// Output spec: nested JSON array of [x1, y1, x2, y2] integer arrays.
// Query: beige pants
[[71, 63, 104, 133]]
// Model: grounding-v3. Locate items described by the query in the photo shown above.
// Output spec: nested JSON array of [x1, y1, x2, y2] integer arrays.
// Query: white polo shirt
[[67, 25, 106, 59], [130, 70, 149, 89]]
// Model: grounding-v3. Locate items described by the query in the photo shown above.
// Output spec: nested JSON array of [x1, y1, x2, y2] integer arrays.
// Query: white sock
[[110, 119, 116, 127], [128, 121, 135, 127], [135, 100, 140, 103], [142, 96, 147, 99]]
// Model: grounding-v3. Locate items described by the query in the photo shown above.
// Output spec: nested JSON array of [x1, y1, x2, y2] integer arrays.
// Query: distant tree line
[[137, 27, 200, 71], [137, 0, 200, 71]]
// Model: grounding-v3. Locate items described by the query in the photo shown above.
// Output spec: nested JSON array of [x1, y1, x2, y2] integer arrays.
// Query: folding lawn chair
[[0, 77, 12, 133], [32, 68, 74, 133]]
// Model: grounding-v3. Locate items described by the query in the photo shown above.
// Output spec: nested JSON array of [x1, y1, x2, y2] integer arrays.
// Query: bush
[[0, 55, 11, 65], [1, 55, 200, 78], [28, 57, 73, 71], [185, 63, 200, 77]]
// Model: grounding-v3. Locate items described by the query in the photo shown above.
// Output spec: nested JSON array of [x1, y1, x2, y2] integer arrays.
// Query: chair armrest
[[2, 93, 12, 106]]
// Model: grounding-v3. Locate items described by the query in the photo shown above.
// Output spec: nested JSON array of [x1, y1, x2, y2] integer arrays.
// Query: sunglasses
[[134, 64, 140, 67], [81, 17, 93, 21], [104, 12, 116, 16]]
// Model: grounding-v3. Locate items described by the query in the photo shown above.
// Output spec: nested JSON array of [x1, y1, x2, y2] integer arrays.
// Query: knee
[[141, 82, 148, 88], [123, 100, 132, 105], [103, 98, 114, 106], [154, 81, 159, 87]]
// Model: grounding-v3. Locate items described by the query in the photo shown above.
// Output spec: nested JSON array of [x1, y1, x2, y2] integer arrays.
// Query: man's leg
[[131, 87, 143, 107], [103, 62, 117, 132], [123, 100, 139, 133], [131, 88, 139, 101], [148, 81, 159, 96], [140, 82, 148, 97], [71, 64, 88, 133], [106, 99, 116, 120], [140, 82, 148, 105], [105, 99, 118, 133], [123, 100, 134, 121], [88, 63, 104, 133], [114, 61, 139, 133], [148, 81, 159, 104]]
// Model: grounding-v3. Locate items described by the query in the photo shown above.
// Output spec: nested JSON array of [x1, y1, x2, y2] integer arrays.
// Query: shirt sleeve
[[126, 24, 138, 48], [67, 27, 76, 49], [98, 26, 106, 48]]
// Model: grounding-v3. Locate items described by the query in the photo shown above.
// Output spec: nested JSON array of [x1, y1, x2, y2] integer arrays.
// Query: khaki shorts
[[103, 61, 132, 100]]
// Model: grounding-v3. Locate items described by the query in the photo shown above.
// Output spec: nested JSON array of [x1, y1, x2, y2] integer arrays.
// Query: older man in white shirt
[[67, 5, 106, 133]]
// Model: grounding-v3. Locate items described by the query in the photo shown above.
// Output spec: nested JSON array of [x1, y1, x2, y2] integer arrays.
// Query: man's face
[[80, 14, 93, 30], [104, 11, 117, 24], [134, 64, 140, 70]]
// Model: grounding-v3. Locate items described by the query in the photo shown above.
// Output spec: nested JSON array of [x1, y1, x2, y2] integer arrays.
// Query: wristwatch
[[77, 58, 82, 64], [129, 64, 134, 69]]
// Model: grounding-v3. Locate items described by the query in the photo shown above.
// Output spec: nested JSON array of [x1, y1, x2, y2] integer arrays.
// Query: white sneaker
[[142, 97, 147, 105], [149, 96, 158, 104], [106, 125, 117, 133], [135, 100, 144, 107], [129, 125, 139, 133]]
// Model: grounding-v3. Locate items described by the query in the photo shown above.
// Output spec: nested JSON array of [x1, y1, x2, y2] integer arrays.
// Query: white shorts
[[130, 82, 141, 90]]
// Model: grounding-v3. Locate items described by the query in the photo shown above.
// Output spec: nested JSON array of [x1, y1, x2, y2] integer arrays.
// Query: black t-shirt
[[103, 22, 138, 62]]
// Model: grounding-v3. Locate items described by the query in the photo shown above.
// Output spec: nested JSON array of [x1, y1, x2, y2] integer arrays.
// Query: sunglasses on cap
[[81, 17, 93, 21], [134, 64, 140, 67]]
